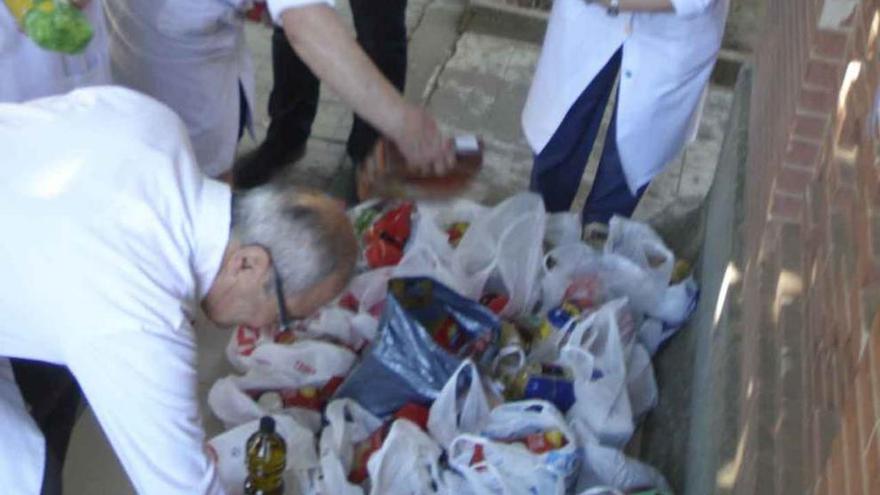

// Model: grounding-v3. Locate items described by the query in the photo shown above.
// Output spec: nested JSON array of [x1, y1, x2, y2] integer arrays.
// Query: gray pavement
[[64, 1, 734, 492]]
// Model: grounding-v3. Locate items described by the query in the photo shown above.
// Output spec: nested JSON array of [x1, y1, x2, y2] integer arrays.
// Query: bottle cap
[[259, 416, 276, 433]]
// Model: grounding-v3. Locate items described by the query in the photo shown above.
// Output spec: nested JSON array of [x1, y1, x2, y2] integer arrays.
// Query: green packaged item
[[6, 0, 94, 54]]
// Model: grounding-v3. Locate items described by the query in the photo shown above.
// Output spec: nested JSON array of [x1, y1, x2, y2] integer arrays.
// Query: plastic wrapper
[[333, 277, 500, 418]]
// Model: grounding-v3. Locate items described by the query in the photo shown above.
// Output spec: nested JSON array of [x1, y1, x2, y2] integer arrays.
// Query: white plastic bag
[[208, 415, 318, 495], [625, 343, 658, 420], [344, 267, 395, 318], [453, 193, 546, 317], [311, 454, 364, 495], [544, 212, 582, 250], [570, 422, 671, 493], [648, 275, 700, 329], [208, 341, 356, 429], [303, 307, 376, 352], [318, 399, 384, 476], [448, 434, 563, 495], [604, 216, 674, 287], [226, 324, 279, 373], [427, 359, 493, 449], [560, 299, 634, 448], [480, 400, 581, 489], [366, 419, 446, 495]]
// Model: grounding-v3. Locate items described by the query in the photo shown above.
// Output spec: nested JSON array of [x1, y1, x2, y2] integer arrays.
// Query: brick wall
[[739, 0, 880, 493]]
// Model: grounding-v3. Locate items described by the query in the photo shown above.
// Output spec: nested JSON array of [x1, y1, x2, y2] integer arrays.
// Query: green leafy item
[[23, 0, 93, 55]]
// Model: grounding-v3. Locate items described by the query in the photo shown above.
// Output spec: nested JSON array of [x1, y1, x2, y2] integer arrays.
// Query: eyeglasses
[[272, 261, 292, 333]]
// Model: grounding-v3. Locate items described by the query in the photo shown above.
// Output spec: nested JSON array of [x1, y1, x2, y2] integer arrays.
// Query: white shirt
[[522, 0, 729, 192], [102, 0, 333, 178], [0, 0, 111, 102], [0, 87, 231, 494]]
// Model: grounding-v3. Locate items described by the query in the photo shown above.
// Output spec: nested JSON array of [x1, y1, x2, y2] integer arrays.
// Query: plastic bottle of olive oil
[[3, 0, 93, 54], [244, 416, 287, 495]]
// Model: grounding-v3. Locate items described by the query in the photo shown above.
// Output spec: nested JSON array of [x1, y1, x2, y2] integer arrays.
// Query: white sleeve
[[67, 330, 225, 495], [668, 0, 717, 17], [266, 0, 335, 25]]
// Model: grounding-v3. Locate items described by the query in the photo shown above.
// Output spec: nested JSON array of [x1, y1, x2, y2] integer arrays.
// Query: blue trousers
[[530, 49, 648, 225]]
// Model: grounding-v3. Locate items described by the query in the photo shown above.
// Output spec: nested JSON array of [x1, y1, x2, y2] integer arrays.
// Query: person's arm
[[278, 5, 454, 174], [67, 330, 224, 495]]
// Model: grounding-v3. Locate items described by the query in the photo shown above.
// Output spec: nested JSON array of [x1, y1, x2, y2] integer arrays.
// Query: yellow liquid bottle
[[3, 0, 93, 54], [244, 416, 287, 495]]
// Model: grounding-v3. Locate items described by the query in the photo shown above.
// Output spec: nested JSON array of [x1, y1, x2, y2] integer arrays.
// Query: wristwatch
[[607, 0, 620, 16]]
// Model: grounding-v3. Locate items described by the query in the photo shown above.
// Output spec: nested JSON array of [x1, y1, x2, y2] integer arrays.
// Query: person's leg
[[581, 107, 649, 225], [234, 27, 319, 188], [11, 359, 84, 495], [346, 0, 408, 163], [530, 50, 622, 213]]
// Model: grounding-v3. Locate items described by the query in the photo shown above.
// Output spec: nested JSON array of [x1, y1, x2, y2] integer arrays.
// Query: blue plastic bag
[[334, 277, 500, 418]]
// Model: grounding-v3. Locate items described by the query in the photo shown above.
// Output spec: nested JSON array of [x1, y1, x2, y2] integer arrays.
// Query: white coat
[[522, 0, 729, 193], [101, 0, 332, 178], [0, 5, 111, 493], [102, 0, 257, 178], [0, 1, 111, 102]]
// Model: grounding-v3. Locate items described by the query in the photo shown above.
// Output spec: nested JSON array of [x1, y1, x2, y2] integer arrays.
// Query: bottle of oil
[[3, 0, 93, 54], [244, 416, 287, 495]]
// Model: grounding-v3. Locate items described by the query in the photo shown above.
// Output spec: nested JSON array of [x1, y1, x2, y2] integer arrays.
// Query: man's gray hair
[[230, 184, 356, 295]]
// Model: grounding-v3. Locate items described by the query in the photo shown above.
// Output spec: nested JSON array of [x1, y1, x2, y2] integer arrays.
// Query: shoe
[[232, 140, 306, 189]]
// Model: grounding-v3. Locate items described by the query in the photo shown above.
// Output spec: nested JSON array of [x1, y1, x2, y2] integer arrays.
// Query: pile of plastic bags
[[206, 192, 699, 495]]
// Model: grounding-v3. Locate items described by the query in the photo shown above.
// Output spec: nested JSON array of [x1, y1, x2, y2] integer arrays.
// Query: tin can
[[507, 363, 576, 414]]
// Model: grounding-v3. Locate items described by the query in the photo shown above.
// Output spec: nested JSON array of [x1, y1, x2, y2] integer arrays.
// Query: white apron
[[0, 1, 111, 102], [522, 0, 729, 193], [102, 0, 255, 178]]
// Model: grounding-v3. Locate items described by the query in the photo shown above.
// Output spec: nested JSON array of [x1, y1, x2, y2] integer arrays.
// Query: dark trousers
[[266, 0, 407, 163], [530, 49, 648, 225], [11, 359, 83, 495]]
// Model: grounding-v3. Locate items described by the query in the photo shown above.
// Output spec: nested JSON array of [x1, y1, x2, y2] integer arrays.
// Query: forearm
[[596, 0, 674, 12], [280, 6, 407, 140]]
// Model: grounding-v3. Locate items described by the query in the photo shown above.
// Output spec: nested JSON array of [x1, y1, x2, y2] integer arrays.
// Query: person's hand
[[392, 105, 455, 176]]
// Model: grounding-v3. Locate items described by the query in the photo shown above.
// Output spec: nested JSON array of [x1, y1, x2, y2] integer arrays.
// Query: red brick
[[771, 191, 805, 222], [787, 138, 823, 172], [799, 86, 838, 116], [794, 113, 831, 142], [805, 58, 846, 91], [814, 29, 851, 60], [778, 163, 816, 194]]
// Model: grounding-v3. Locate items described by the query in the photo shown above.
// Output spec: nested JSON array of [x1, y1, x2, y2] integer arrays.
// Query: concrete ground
[[64, 0, 736, 492]]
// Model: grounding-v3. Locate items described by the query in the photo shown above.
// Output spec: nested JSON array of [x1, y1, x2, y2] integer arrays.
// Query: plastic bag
[[449, 434, 563, 495], [208, 341, 356, 429], [560, 299, 635, 448], [334, 277, 500, 418], [366, 419, 446, 495], [226, 324, 279, 373], [303, 307, 376, 352], [452, 193, 546, 317], [541, 245, 664, 318], [570, 423, 671, 493], [208, 415, 318, 495], [480, 401, 581, 490], [604, 216, 674, 287], [318, 399, 384, 480], [544, 212, 582, 250], [342, 267, 395, 318], [648, 275, 700, 329], [427, 359, 493, 449], [625, 343, 658, 420]]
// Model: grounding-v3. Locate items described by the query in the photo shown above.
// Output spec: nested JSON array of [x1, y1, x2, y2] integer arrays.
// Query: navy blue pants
[[530, 49, 648, 225]]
